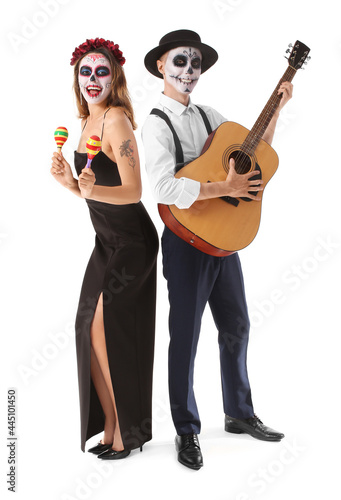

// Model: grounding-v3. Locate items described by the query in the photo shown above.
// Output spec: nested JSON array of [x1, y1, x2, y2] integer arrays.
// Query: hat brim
[[144, 40, 218, 78]]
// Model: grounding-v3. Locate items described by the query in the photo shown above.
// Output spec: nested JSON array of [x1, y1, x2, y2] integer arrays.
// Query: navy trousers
[[161, 226, 254, 435]]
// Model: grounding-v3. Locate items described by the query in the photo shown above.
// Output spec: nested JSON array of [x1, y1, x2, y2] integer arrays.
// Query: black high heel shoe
[[97, 445, 143, 460], [87, 441, 113, 455], [97, 449, 131, 460]]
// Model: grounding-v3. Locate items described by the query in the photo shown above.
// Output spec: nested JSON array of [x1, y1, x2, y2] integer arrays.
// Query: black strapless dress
[[74, 150, 158, 452]]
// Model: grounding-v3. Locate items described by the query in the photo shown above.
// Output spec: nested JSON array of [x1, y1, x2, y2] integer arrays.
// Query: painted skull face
[[164, 46, 202, 94], [78, 53, 112, 105]]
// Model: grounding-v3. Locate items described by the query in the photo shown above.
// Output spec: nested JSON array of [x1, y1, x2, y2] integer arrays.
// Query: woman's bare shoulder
[[105, 107, 131, 129]]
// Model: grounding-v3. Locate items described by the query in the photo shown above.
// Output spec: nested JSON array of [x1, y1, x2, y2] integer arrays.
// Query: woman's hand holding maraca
[[78, 167, 96, 199], [51, 151, 78, 190], [78, 135, 99, 198], [51, 126, 80, 194]]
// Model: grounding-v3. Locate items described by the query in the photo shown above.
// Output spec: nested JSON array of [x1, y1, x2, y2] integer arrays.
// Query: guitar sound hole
[[229, 150, 251, 175], [228, 151, 262, 202]]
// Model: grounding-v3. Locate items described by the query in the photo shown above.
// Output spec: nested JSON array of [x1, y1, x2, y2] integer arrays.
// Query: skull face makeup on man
[[164, 46, 202, 94], [78, 53, 112, 105]]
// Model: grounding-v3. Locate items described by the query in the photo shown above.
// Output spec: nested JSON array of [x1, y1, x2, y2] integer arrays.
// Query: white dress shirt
[[142, 93, 227, 209]]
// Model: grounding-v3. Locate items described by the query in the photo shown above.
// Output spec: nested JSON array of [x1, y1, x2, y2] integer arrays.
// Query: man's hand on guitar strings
[[225, 158, 264, 201], [197, 158, 263, 202]]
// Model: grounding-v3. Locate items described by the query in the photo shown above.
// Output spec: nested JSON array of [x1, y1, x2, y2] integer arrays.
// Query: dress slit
[[88, 290, 124, 448]]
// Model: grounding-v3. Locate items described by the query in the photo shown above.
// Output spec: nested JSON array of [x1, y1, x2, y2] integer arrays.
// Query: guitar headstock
[[285, 40, 311, 70]]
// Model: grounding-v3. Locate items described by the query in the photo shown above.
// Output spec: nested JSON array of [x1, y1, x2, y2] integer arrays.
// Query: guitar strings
[[231, 66, 295, 177], [232, 89, 280, 175], [249, 66, 296, 148]]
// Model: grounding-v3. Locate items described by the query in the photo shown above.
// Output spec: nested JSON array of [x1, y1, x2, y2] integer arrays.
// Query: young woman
[[51, 38, 158, 459]]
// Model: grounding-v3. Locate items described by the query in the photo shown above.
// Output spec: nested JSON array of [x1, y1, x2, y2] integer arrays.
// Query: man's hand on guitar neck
[[197, 158, 264, 202], [263, 81, 293, 145]]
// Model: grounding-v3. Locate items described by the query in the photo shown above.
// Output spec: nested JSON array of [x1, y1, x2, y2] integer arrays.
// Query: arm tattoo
[[119, 139, 136, 169]]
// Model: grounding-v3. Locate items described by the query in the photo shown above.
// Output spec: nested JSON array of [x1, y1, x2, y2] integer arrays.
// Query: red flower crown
[[70, 38, 125, 66]]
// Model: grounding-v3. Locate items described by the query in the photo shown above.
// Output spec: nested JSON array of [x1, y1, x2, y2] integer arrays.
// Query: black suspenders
[[195, 105, 212, 136], [150, 105, 212, 173], [150, 108, 184, 169]]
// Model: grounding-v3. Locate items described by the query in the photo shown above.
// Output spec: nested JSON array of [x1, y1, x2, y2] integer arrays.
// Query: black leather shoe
[[225, 414, 284, 441], [175, 434, 203, 470], [97, 448, 131, 460], [87, 442, 113, 455]]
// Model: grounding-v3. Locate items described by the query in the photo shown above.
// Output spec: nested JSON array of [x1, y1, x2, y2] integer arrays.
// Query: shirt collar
[[159, 93, 196, 116]]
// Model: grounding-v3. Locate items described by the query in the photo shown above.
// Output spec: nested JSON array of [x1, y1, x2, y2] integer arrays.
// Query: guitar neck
[[242, 65, 297, 154]]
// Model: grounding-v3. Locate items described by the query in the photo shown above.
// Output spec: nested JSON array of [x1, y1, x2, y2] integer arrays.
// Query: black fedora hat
[[144, 29, 218, 78]]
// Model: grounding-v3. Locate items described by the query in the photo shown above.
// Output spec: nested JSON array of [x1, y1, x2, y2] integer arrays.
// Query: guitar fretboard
[[242, 66, 297, 155]]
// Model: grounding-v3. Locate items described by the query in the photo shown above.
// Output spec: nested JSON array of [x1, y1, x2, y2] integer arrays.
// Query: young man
[[142, 29, 292, 470]]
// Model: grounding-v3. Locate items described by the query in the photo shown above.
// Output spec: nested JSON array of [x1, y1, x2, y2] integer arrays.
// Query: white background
[[1, 0, 341, 499]]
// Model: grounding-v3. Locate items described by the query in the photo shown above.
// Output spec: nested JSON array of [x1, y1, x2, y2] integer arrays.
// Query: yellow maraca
[[54, 127, 68, 152], [86, 135, 102, 168]]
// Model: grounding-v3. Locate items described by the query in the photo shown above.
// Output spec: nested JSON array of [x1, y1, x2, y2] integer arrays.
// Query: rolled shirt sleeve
[[142, 115, 201, 209]]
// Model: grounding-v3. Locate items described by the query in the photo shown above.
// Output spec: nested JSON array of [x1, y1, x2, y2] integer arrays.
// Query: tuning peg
[[288, 43, 293, 48], [306, 56, 311, 61], [285, 48, 291, 53]]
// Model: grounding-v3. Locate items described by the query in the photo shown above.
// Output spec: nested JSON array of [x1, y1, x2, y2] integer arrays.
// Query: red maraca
[[54, 127, 68, 152], [86, 135, 102, 168]]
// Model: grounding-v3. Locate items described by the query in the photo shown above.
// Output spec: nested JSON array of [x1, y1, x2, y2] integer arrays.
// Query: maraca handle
[[86, 158, 92, 168]]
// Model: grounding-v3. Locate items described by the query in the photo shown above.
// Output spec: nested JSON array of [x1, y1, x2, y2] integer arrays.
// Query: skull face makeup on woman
[[164, 46, 202, 94], [78, 53, 112, 105]]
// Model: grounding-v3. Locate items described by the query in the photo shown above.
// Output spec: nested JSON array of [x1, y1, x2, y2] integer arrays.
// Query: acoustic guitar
[[158, 40, 310, 256]]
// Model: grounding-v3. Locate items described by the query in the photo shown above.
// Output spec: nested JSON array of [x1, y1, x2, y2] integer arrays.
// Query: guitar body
[[158, 121, 279, 255]]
